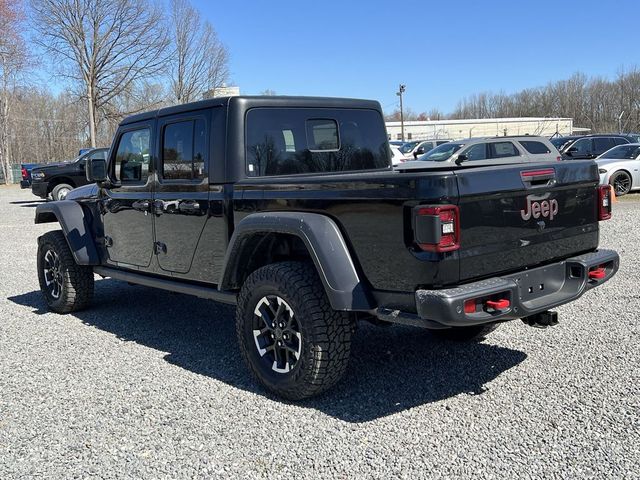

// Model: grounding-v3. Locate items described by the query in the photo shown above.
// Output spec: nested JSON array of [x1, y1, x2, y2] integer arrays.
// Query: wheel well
[[224, 232, 312, 290], [47, 177, 76, 194]]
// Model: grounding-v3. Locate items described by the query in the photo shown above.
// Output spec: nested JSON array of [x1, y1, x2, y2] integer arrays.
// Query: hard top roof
[[120, 95, 382, 126]]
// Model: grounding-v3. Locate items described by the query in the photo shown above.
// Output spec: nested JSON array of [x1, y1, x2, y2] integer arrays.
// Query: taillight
[[21, 167, 27, 179], [414, 205, 460, 252], [598, 185, 612, 221], [556, 156, 562, 161]]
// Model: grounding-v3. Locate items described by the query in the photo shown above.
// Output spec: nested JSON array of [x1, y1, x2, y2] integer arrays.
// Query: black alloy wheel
[[611, 171, 632, 196]]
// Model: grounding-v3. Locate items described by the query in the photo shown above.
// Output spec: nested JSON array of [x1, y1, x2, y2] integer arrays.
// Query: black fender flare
[[220, 212, 373, 311], [34, 201, 100, 265]]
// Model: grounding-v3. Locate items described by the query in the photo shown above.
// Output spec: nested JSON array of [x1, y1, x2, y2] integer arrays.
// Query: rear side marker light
[[598, 185, 612, 221], [588, 268, 606, 280], [486, 299, 510, 310]]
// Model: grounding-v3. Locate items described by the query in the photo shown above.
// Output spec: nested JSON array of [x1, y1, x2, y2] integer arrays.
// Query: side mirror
[[455, 154, 468, 165], [415, 146, 425, 155], [86, 157, 107, 183], [565, 147, 577, 156]]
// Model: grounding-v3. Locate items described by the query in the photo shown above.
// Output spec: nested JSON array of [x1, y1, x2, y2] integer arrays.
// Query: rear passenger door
[[153, 110, 213, 274], [593, 137, 618, 157]]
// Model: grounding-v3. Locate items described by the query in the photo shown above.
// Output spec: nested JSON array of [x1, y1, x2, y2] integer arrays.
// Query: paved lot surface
[[0, 186, 638, 479]]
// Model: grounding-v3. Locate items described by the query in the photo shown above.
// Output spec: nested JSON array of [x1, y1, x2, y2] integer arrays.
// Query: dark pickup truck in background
[[34, 96, 619, 399], [31, 148, 108, 200]]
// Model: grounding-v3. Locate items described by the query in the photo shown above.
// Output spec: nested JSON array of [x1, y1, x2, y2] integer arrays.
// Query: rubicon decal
[[521, 197, 558, 221]]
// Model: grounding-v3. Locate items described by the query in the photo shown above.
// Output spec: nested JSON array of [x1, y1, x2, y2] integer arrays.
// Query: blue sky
[[195, 0, 639, 114]]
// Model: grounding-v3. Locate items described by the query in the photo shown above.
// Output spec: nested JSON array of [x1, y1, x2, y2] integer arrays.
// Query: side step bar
[[94, 266, 238, 305]]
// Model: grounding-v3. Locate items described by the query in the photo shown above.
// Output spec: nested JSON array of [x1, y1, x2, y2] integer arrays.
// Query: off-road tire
[[236, 261, 352, 400], [37, 230, 94, 313], [610, 170, 632, 196], [431, 324, 499, 342], [51, 183, 73, 201]]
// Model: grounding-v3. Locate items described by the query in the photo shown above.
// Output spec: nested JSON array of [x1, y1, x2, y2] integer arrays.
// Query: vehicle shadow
[[8, 279, 527, 423], [10, 200, 46, 207]]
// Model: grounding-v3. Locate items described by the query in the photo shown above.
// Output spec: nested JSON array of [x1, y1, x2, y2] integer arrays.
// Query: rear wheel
[[610, 171, 632, 196], [52, 183, 73, 201], [37, 230, 94, 313], [431, 324, 499, 342], [236, 262, 352, 400]]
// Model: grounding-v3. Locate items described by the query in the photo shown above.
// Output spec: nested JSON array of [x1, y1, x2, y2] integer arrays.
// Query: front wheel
[[610, 171, 632, 196], [52, 183, 73, 201], [37, 230, 94, 313], [236, 262, 352, 400]]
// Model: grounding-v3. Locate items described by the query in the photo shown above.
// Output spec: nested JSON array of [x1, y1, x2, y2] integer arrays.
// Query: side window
[[519, 141, 551, 154], [246, 108, 390, 176], [463, 143, 487, 161], [571, 138, 592, 155], [162, 119, 207, 181], [90, 150, 107, 160], [114, 129, 151, 182], [593, 137, 616, 154], [489, 142, 520, 158]]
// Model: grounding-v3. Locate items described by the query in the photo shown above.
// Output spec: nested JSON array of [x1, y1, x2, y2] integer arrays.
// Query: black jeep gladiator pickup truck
[[34, 96, 619, 399]]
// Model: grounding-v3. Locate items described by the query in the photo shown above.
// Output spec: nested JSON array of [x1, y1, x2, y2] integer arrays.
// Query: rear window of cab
[[245, 108, 391, 176]]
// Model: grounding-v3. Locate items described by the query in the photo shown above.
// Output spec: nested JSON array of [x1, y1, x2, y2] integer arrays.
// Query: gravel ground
[[0, 185, 638, 479]]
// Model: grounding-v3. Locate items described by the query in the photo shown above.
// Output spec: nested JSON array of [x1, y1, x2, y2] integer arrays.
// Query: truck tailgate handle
[[521, 168, 556, 188]]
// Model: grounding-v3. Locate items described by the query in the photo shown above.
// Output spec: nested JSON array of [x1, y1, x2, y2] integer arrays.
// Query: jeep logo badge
[[521, 197, 558, 221]]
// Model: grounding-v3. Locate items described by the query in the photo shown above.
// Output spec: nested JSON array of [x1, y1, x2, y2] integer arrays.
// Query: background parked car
[[596, 143, 640, 196], [399, 139, 451, 160], [401, 136, 560, 168], [31, 148, 109, 201], [390, 145, 406, 165], [554, 134, 637, 160], [19, 163, 40, 188]]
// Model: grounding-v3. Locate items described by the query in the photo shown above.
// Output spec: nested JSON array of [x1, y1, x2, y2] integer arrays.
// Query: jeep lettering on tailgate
[[521, 197, 559, 221]]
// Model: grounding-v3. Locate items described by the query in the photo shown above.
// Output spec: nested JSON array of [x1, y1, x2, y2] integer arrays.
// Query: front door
[[152, 110, 212, 274], [101, 123, 155, 268]]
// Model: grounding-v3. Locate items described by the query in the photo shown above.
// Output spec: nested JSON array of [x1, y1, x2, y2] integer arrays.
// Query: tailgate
[[455, 161, 599, 281]]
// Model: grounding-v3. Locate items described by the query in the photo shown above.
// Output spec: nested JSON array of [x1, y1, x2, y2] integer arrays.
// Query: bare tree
[[169, 0, 229, 103], [30, 0, 169, 147], [0, 0, 27, 182]]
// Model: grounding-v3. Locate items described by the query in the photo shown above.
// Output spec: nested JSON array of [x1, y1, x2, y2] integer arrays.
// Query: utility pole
[[397, 84, 406, 141], [618, 111, 625, 134]]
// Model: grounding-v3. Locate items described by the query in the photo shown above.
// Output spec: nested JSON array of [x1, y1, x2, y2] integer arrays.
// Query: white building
[[386, 117, 579, 141], [203, 86, 240, 99]]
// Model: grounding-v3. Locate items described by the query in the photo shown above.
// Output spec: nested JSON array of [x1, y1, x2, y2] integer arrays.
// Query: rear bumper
[[376, 249, 619, 328], [31, 181, 48, 198], [20, 179, 31, 188]]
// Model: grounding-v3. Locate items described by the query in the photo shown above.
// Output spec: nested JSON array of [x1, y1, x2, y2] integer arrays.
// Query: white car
[[596, 143, 640, 196], [390, 145, 406, 166], [398, 139, 452, 160]]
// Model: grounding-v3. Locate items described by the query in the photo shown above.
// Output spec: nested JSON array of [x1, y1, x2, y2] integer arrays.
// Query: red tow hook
[[485, 299, 510, 310], [588, 268, 606, 280]]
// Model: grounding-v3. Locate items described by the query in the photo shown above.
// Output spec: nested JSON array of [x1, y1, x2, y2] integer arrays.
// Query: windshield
[[600, 145, 640, 159], [550, 137, 575, 151], [399, 141, 419, 154], [417, 142, 464, 162]]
